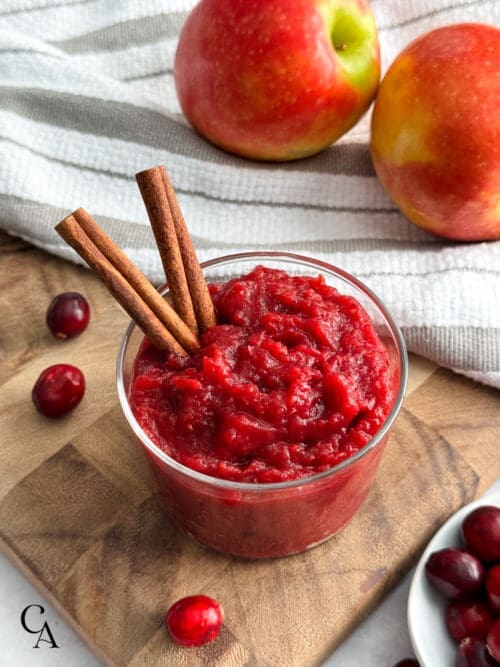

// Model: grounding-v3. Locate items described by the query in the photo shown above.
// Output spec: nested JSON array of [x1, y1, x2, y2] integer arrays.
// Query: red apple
[[174, 0, 380, 161], [370, 23, 500, 241]]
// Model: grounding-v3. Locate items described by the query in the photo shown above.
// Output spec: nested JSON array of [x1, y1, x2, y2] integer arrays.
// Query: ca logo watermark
[[20, 605, 59, 649]]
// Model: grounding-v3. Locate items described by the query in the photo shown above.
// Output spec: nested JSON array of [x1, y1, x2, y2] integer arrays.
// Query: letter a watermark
[[20, 605, 59, 648]]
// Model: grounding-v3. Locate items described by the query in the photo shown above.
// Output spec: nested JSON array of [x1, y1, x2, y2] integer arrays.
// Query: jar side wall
[[142, 432, 389, 558]]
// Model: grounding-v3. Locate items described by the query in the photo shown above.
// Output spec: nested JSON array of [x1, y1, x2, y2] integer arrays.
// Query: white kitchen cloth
[[0, 0, 499, 387]]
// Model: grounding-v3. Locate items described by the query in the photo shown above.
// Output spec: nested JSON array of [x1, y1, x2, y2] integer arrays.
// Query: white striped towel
[[0, 0, 499, 388]]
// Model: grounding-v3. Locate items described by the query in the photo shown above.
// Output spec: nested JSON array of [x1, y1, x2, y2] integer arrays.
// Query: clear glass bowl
[[117, 252, 408, 559]]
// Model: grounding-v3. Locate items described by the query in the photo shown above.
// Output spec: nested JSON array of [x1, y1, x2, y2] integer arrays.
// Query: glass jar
[[117, 252, 407, 558]]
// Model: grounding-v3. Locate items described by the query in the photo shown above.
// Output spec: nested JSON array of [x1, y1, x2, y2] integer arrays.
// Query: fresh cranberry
[[446, 600, 494, 642], [486, 565, 500, 614], [462, 506, 500, 563], [487, 619, 500, 662], [393, 660, 420, 667], [425, 548, 485, 599], [46, 292, 90, 339], [32, 364, 85, 418], [456, 636, 497, 667], [165, 595, 223, 647]]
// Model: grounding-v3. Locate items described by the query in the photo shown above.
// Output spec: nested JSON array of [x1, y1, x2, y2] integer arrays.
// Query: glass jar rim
[[116, 250, 408, 492]]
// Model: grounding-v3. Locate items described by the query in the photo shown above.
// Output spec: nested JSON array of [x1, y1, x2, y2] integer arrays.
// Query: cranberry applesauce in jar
[[117, 252, 407, 558]]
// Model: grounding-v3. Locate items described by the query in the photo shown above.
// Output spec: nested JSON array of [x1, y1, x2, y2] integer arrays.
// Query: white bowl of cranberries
[[408, 493, 500, 667]]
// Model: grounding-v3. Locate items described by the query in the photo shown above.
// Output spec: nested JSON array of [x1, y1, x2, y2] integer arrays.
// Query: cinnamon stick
[[70, 208, 199, 356], [160, 167, 217, 333], [55, 214, 194, 357], [135, 167, 198, 335]]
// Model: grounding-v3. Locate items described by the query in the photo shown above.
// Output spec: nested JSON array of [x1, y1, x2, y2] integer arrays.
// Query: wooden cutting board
[[0, 230, 499, 667]]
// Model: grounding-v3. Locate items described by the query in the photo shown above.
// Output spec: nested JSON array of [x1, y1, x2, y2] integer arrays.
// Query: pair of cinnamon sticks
[[55, 166, 216, 357]]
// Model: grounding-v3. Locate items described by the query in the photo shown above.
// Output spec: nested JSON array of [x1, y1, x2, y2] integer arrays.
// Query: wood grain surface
[[0, 230, 498, 667]]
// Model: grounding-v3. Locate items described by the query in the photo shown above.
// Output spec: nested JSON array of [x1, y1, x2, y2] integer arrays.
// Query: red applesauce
[[129, 267, 394, 485]]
